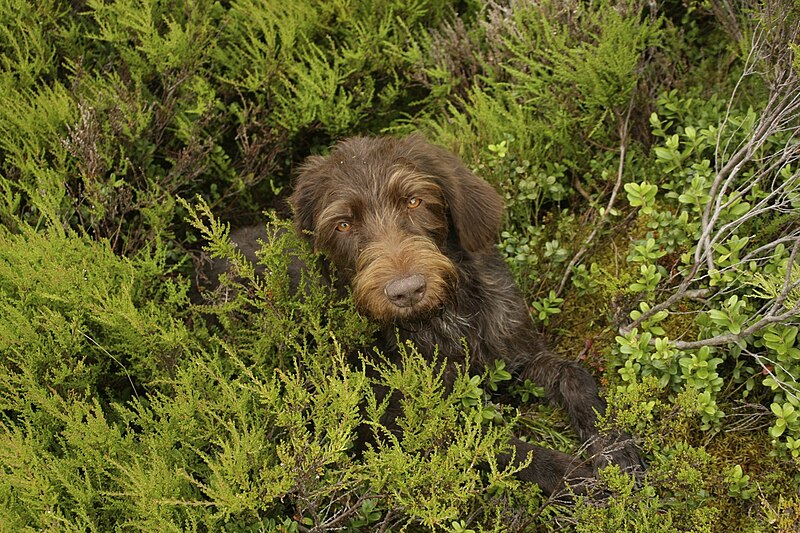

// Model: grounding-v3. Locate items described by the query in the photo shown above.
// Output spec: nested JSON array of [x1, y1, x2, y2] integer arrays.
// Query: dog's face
[[289, 135, 504, 323]]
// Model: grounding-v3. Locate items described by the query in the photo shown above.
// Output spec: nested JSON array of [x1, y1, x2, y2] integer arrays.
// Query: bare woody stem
[[556, 95, 635, 298], [620, 16, 800, 340]]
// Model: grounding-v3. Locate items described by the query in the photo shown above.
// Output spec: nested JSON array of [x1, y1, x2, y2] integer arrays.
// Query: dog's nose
[[385, 274, 427, 308]]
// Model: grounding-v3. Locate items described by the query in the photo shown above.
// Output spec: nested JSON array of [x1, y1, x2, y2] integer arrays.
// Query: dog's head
[[289, 134, 504, 323]]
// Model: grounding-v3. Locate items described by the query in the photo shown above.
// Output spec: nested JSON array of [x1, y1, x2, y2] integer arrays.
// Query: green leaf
[[708, 310, 728, 322]]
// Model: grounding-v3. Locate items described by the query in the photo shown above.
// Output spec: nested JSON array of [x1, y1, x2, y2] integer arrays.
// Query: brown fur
[[286, 134, 642, 495]]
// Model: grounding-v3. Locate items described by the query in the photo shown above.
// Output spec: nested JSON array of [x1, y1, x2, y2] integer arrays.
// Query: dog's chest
[[391, 305, 511, 371], [404, 310, 473, 357]]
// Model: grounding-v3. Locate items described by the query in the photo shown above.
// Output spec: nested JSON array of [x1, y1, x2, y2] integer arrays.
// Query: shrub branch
[[621, 6, 800, 346], [556, 95, 635, 297]]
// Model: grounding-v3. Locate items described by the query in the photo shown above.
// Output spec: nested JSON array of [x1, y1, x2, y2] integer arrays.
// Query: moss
[[548, 214, 642, 365]]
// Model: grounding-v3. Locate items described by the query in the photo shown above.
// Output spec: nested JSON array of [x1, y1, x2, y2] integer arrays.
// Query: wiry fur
[[287, 134, 642, 495]]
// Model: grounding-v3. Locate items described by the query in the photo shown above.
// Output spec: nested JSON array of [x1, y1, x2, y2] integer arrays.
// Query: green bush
[[2, 0, 800, 530]]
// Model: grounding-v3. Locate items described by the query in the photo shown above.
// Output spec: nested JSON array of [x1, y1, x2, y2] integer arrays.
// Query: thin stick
[[556, 96, 635, 297]]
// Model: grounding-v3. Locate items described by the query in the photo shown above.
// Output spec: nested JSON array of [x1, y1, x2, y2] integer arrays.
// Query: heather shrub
[[2, 0, 800, 531]]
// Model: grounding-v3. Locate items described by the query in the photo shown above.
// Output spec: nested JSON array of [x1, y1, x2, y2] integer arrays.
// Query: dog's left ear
[[408, 136, 504, 254], [289, 154, 327, 240]]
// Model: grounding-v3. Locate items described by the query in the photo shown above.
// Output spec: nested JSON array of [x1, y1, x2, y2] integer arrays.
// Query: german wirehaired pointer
[[219, 134, 642, 495]]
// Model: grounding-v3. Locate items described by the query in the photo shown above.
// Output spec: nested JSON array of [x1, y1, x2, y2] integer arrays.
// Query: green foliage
[[0, 214, 544, 530], [2, 0, 800, 530], [417, 0, 662, 165], [0, 226, 194, 395], [610, 77, 800, 462], [531, 290, 564, 325], [624, 181, 658, 216], [573, 463, 717, 533], [0, 0, 462, 252]]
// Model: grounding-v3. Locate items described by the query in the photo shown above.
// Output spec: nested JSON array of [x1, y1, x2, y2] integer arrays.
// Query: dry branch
[[620, 4, 800, 345]]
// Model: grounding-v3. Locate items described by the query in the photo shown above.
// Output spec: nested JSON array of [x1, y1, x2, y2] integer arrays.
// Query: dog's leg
[[498, 437, 593, 496], [517, 347, 644, 475]]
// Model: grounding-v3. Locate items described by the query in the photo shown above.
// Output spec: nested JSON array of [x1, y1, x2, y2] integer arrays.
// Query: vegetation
[[1, 0, 799, 530]]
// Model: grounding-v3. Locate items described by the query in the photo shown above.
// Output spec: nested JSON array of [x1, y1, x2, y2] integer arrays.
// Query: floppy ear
[[288, 154, 327, 240], [407, 136, 504, 254]]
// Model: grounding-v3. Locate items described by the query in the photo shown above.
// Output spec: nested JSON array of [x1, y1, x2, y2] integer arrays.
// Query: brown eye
[[407, 196, 422, 209], [336, 221, 352, 232]]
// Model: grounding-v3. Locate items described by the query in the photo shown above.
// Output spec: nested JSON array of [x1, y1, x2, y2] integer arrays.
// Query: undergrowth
[[1, 0, 799, 530]]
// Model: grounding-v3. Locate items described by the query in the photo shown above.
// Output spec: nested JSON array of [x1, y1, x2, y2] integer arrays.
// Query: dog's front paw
[[589, 431, 645, 476]]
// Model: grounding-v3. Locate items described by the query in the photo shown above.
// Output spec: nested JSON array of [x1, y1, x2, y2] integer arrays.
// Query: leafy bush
[[2, 0, 800, 530]]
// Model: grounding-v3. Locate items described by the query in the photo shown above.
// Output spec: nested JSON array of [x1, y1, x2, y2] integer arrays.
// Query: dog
[[209, 134, 642, 496], [286, 134, 642, 495]]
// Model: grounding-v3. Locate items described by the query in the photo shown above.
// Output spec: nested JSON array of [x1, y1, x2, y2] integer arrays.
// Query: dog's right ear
[[289, 154, 327, 239], [405, 135, 504, 254]]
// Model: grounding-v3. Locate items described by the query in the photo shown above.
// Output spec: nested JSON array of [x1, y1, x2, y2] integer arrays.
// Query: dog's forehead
[[325, 146, 427, 198]]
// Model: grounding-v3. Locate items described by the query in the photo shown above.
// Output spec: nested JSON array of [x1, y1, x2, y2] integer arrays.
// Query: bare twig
[[752, 351, 800, 404], [740, 232, 800, 264], [81, 331, 140, 400], [376, 509, 395, 533], [672, 300, 800, 350], [556, 96, 635, 297], [619, 258, 704, 335], [724, 401, 773, 433], [620, 5, 800, 340], [308, 491, 370, 533]]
